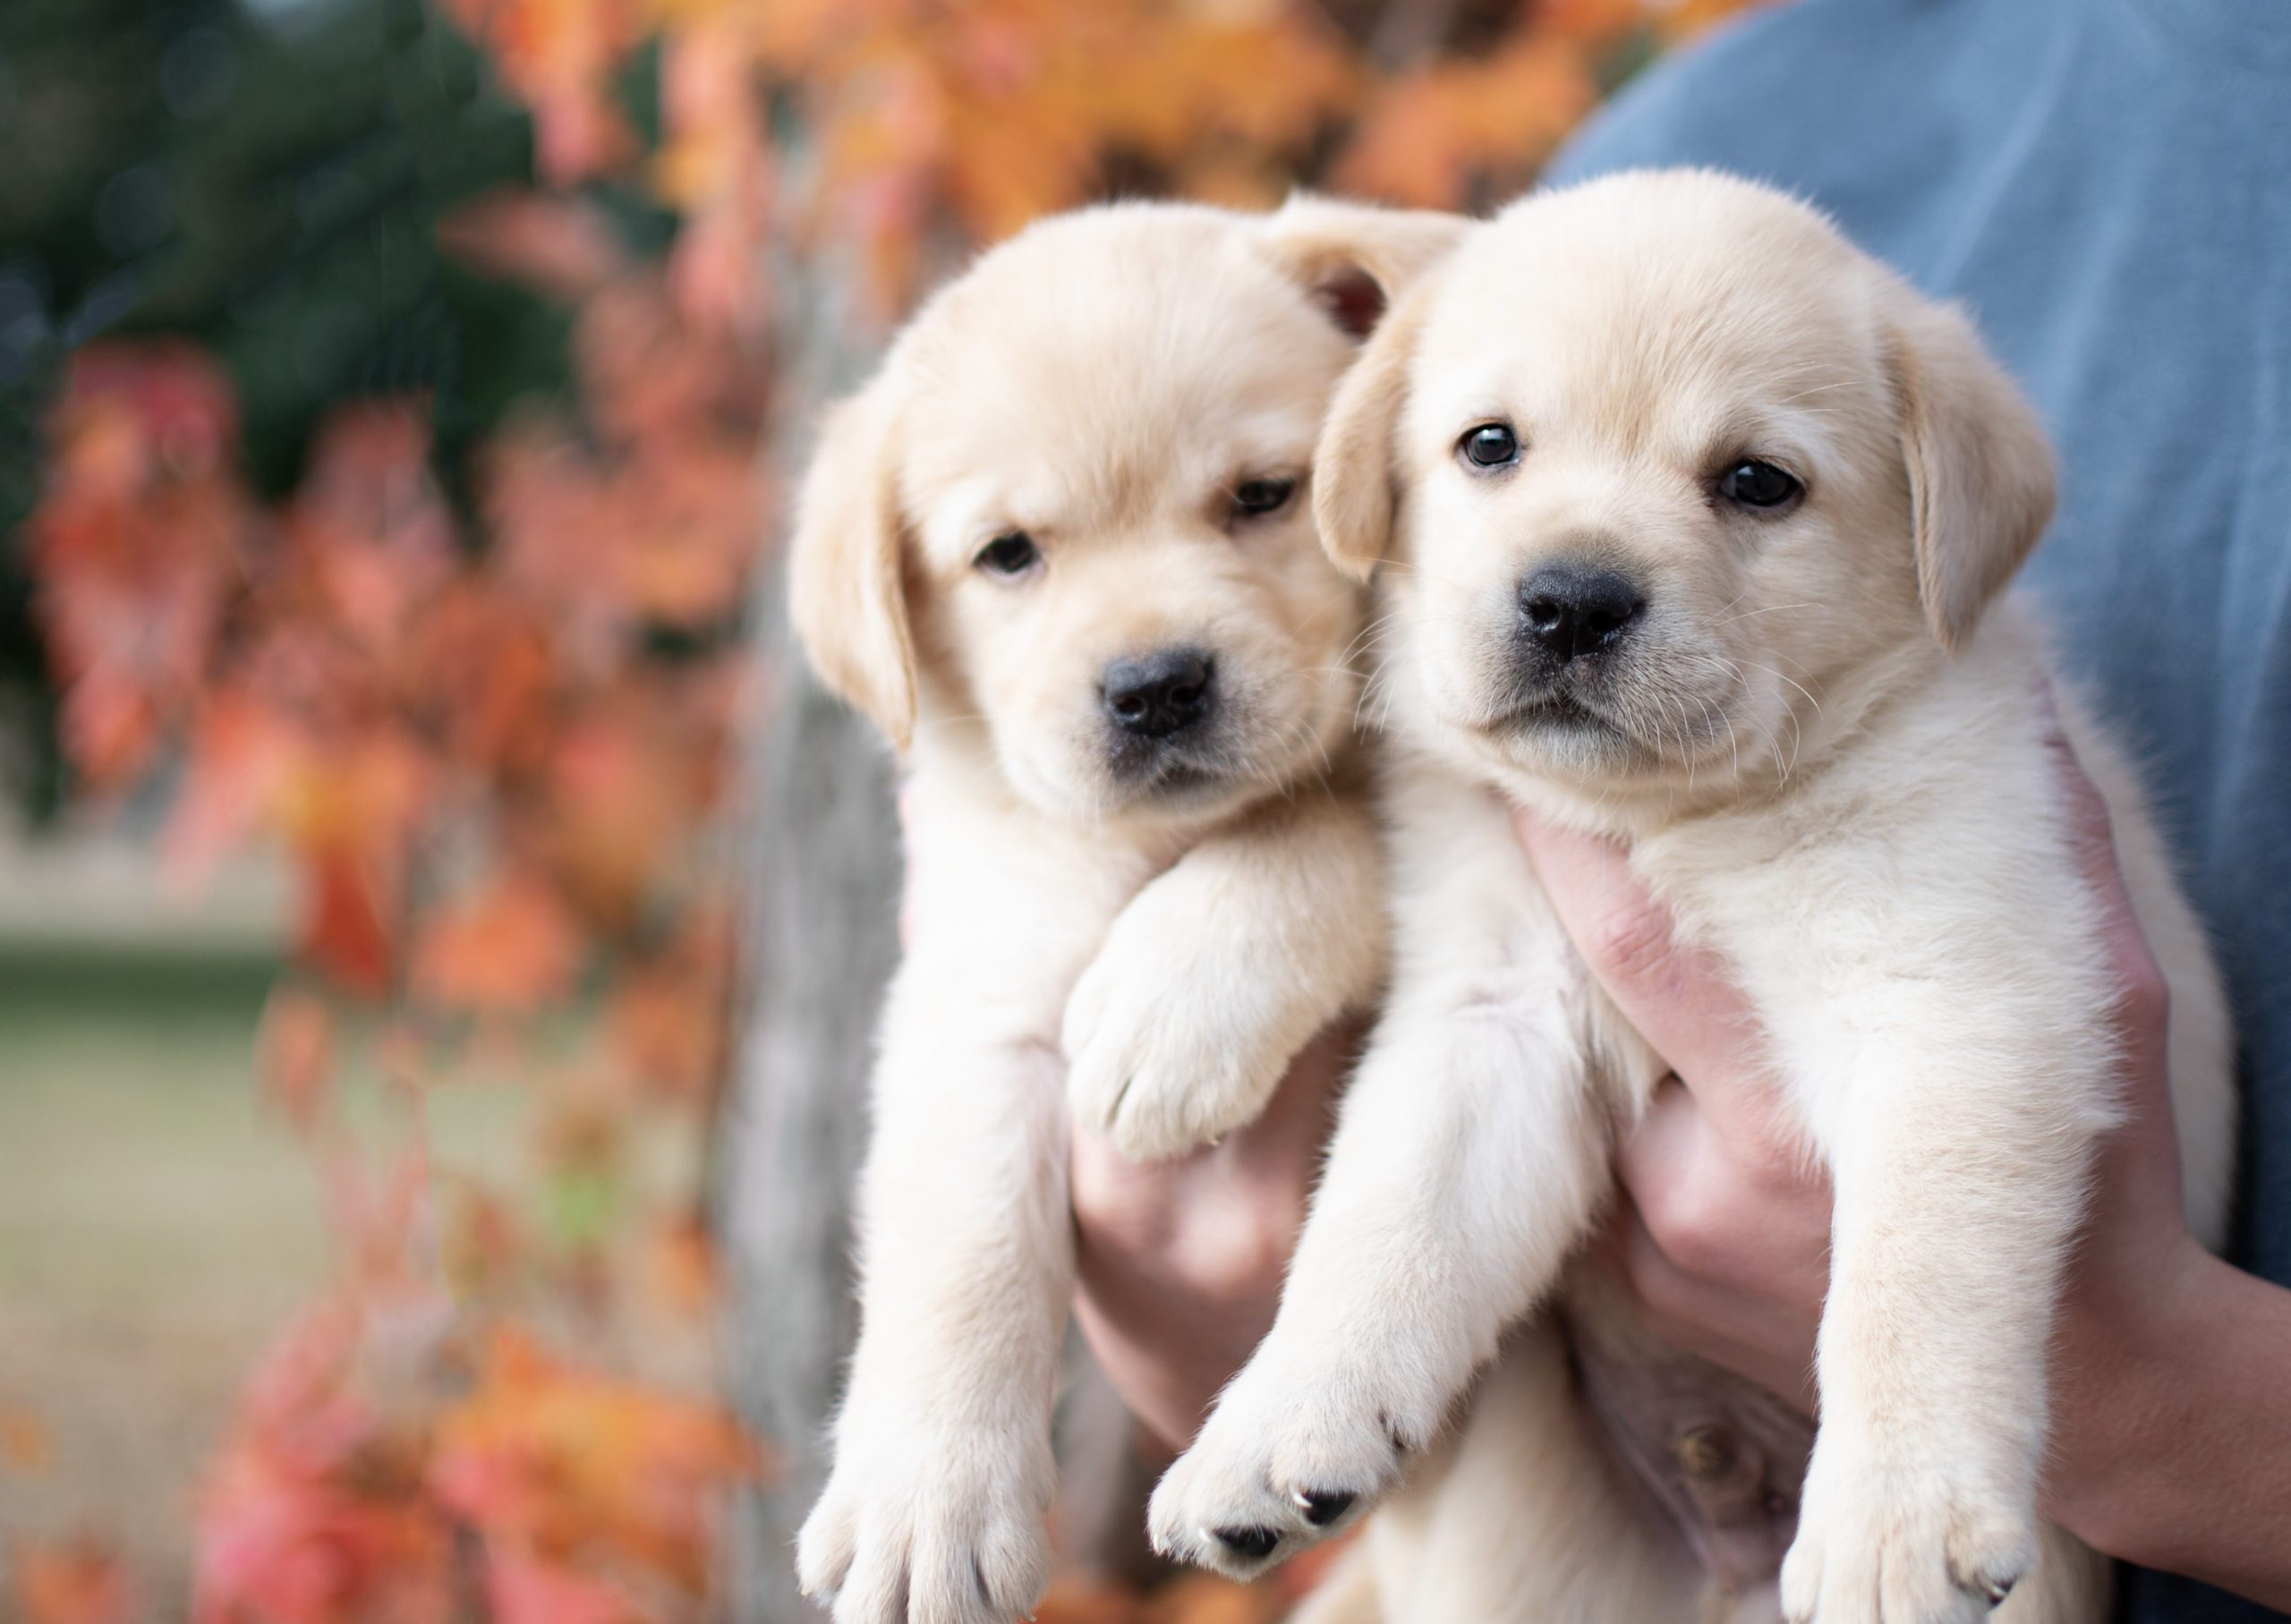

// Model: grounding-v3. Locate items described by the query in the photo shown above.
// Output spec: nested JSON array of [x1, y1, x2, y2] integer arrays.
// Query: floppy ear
[[1255, 193, 1465, 337], [1886, 293, 2057, 650], [788, 377, 918, 749], [1311, 293, 1427, 582]]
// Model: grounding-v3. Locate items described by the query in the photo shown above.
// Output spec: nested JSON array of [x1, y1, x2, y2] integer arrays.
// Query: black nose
[[1519, 563, 1646, 661], [1102, 648, 1214, 739]]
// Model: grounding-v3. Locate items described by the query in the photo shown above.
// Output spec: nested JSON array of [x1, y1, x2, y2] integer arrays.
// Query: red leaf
[[12, 1538, 133, 1624], [257, 985, 336, 1134], [161, 691, 302, 889], [0, 1407, 51, 1473], [192, 1303, 451, 1624], [28, 343, 255, 793], [411, 874, 583, 1014], [436, 189, 628, 302], [430, 1328, 760, 1599], [300, 848, 396, 997], [483, 1552, 626, 1624]]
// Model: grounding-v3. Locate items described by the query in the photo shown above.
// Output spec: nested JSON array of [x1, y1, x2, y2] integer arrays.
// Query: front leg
[[1779, 1003, 2115, 1624], [1149, 986, 1608, 1577], [796, 1001, 1072, 1624], [1149, 769, 1617, 1577], [1063, 779, 1384, 1161]]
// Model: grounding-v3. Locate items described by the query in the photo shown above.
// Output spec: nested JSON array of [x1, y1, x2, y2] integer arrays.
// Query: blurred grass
[[0, 947, 311, 1597], [0, 939, 710, 1610], [0, 946, 540, 1608]]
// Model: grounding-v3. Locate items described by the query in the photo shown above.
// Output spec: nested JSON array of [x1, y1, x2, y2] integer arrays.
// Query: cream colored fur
[[788, 196, 1460, 1624], [1148, 171, 2236, 1624]]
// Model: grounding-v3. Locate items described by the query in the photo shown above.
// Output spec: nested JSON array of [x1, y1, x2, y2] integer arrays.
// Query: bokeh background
[[0, 2, 1750, 1620]]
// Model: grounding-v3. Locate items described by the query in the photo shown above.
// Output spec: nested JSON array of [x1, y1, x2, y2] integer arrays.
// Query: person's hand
[[1511, 707, 2214, 1550], [1512, 808, 1833, 1411], [1069, 744, 2183, 1456], [1035, 729, 2291, 1603], [900, 784, 1332, 1454], [1068, 1019, 1356, 1455]]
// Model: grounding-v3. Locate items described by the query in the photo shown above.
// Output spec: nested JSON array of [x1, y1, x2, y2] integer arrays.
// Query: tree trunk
[[713, 209, 899, 1619]]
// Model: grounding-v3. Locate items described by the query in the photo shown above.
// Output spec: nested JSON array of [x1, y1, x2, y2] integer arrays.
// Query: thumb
[[1512, 808, 1773, 1117]]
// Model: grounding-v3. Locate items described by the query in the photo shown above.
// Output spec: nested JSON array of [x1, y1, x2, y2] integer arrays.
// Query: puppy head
[[791, 196, 1461, 828], [1319, 168, 2054, 803]]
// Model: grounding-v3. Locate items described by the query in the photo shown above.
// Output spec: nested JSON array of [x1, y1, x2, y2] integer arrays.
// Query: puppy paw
[[1780, 1437, 2033, 1624], [796, 1415, 1052, 1624], [1062, 902, 1299, 1161], [1147, 1343, 1437, 1579]]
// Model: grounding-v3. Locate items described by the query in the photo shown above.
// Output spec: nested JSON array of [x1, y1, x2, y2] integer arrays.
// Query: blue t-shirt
[[1548, 2, 2291, 1618]]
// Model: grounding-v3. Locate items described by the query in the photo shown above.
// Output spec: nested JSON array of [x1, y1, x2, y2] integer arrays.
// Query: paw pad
[[1211, 1526, 1282, 1561], [1292, 1488, 1355, 1526]]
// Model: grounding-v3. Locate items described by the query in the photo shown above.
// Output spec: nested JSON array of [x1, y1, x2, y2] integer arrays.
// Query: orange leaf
[[28, 343, 254, 793], [440, 0, 642, 183], [606, 962, 723, 1100], [12, 1539, 132, 1624], [643, 1212, 719, 1320], [1536, 0, 1649, 44], [257, 986, 336, 1135], [483, 1552, 627, 1624], [411, 874, 583, 1014], [1144, 1572, 1282, 1624], [430, 1327, 760, 1596], [0, 1407, 51, 1472], [441, 1183, 526, 1302], [1035, 1579, 1143, 1624], [436, 188, 629, 301], [404, 582, 557, 772], [1657, 0, 1769, 41], [192, 1292, 461, 1624], [1336, 30, 1598, 208], [299, 847, 396, 997], [534, 711, 710, 924], [161, 691, 303, 889], [285, 404, 456, 656]]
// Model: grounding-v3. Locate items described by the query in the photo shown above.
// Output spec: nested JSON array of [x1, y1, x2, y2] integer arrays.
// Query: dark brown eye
[[974, 531, 1040, 576], [1231, 477, 1296, 518], [1719, 460, 1801, 510], [1460, 422, 1519, 470]]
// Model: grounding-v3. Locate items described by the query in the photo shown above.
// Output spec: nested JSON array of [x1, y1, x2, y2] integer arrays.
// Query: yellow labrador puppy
[[1148, 170, 2236, 1624], [788, 196, 1459, 1624]]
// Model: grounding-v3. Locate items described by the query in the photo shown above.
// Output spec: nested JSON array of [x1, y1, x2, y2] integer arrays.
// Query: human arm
[[1069, 1017, 1356, 1457], [1513, 754, 2291, 1608]]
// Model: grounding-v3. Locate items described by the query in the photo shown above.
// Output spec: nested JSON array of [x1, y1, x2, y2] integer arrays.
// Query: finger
[[1602, 1197, 1822, 1414], [2031, 679, 2182, 1213], [1616, 1076, 1831, 1300], [1513, 811, 1775, 1119], [2034, 686, 2141, 949], [1223, 1012, 1358, 1182], [1069, 1016, 1350, 1272], [1611, 1072, 1705, 1226], [2034, 681, 2166, 1022], [1070, 1019, 1355, 1450]]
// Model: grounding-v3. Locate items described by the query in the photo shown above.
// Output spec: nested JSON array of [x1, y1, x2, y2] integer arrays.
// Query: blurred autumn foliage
[[13, 0, 1751, 1619], [27, 269, 762, 1622]]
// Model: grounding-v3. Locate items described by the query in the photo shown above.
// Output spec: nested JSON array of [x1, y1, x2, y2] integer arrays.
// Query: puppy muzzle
[[1100, 644, 1239, 793]]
